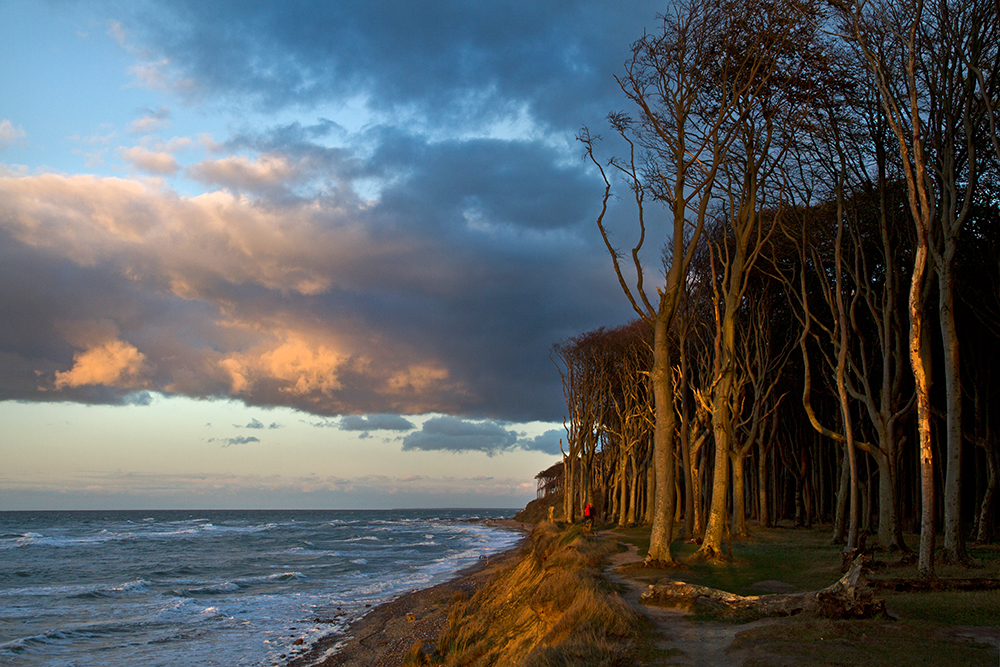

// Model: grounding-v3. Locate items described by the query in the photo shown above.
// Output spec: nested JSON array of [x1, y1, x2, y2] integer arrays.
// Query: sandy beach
[[290, 519, 529, 667]]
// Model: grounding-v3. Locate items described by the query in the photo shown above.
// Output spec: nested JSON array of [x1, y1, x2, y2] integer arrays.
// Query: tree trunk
[[681, 394, 695, 541], [938, 264, 968, 563], [645, 451, 656, 526], [700, 436, 731, 558], [874, 448, 906, 550], [732, 454, 749, 538], [617, 447, 629, 528], [563, 454, 575, 524], [627, 450, 639, 526], [698, 299, 738, 559], [758, 444, 770, 528], [834, 451, 849, 544], [911, 244, 935, 578], [646, 315, 678, 565], [976, 444, 997, 543]]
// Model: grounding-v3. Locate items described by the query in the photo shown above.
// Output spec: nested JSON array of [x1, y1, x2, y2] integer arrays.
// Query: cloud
[[219, 333, 348, 397], [122, 146, 179, 174], [210, 435, 261, 447], [125, 1, 655, 133], [106, 20, 127, 47], [53, 340, 151, 390], [518, 429, 564, 455], [240, 418, 265, 429], [340, 414, 415, 431], [0, 468, 538, 509], [400, 419, 564, 456], [0, 136, 632, 418], [401, 416, 518, 456], [128, 106, 171, 134], [0, 2, 652, 422], [0, 120, 26, 151], [187, 154, 297, 193]]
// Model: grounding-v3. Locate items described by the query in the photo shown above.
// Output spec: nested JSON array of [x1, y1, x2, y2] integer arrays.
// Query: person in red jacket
[[583, 503, 594, 531]]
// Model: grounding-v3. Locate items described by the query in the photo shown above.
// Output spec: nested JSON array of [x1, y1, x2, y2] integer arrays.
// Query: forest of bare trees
[[558, 0, 1000, 578]]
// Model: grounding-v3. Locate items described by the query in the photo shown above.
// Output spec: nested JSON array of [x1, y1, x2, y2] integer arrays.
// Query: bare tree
[[692, 0, 827, 560], [833, 0, 939, 577], [835, 0, 1000, 571], [581, 0, 765, 565]]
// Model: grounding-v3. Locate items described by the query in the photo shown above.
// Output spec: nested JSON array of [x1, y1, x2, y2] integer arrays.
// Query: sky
[[0, 0, 662, 510]]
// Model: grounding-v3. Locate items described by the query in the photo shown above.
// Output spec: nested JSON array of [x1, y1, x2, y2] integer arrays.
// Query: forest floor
[[602, 522, 1000, 666]]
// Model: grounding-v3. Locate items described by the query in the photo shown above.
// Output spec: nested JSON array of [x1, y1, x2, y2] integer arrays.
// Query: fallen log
[[639, 557, 886, 620]]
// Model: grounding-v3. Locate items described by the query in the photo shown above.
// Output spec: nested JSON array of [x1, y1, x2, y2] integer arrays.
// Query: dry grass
[[430, 522, 641, 667]]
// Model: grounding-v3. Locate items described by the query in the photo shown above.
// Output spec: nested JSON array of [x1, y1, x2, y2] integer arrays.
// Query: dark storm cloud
[[339, 414, 416, 432], [0, 131, 635, 420], [0, 1, 654, 423], [128, 0, 654, 131]]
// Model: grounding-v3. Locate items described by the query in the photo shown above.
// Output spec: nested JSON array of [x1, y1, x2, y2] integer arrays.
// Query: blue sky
[[0, 0, 659, 509]]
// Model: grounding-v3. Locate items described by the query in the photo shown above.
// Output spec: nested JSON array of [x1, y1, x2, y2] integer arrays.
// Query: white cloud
[[187, 154, 297, 192], [0, 120, 26, 151], [106, 20, 127, 47], [127, 60, 197, 94], [128, 106, 171, 134], [122, 146, 179, 174]]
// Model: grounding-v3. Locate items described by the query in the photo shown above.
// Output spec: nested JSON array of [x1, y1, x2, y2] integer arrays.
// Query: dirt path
[[603, 542, 777, 667]]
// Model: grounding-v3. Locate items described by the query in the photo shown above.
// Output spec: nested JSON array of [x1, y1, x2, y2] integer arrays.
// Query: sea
[[0, 509, 523, 667]]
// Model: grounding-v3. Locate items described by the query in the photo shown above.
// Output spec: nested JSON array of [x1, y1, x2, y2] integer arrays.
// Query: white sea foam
[[0, 509, 520, 667]]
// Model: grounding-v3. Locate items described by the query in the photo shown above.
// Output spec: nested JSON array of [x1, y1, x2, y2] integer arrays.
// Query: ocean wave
[[109, 579, 154, 595], [2, 578, 154, 600], [7, 530, 135, 548], [175, 582, 241, 597], [0, 510, 522, 666], [0, 628, 75, 655]]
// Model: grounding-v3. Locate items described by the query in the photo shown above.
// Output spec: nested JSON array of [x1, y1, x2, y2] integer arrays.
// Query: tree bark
[[938, 263, 967, 563], [641, 557, 886, 619], [646, 314, 679, 565]]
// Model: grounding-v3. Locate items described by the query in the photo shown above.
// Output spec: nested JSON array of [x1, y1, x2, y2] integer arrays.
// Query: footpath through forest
[[601, 538, 778, 666]]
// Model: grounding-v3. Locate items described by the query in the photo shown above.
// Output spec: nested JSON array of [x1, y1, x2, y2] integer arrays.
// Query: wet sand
[[290, 519, 529, 667]]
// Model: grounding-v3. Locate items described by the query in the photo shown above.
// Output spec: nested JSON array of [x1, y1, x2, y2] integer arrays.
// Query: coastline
[[293, 519, 530, 667]]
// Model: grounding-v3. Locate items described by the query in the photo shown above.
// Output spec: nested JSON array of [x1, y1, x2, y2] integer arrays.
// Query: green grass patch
[[884, 589, 1000, 626], [732, 618, 998, 667], [610, 523, 843, 594]]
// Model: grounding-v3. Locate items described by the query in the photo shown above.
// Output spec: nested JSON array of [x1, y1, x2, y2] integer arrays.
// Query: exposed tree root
[[642, 556, 681, 569], [640, 557, 887, 620]]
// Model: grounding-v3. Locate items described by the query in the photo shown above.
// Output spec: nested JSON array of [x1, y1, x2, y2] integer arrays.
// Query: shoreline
[[292, 518, 530, 667]]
